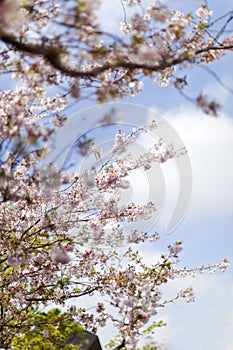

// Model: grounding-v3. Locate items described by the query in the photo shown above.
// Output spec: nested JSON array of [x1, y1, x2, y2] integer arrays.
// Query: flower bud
[[50, 247, 71, 265]]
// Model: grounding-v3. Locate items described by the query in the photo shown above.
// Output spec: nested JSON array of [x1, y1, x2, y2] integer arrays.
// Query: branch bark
[[1, 31, 232, 79]]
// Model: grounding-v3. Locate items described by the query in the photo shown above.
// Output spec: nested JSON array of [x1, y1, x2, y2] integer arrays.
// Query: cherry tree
[[0, 0, 231, 349]]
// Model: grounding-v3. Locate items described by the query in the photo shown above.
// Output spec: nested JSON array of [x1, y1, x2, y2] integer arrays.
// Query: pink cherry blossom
[[0, 0, 231, 348], [50, 247, 72, 265]]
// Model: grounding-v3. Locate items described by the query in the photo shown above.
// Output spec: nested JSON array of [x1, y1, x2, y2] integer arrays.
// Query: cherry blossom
[[0, 0, 231, 348], [196, 6, 213, 23], [50, 246, 72, 265]]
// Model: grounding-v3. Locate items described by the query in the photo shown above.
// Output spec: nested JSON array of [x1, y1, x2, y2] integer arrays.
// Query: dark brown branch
[[26, 286, 99, 302], [114, 338, 126, 350], [1, 31, 233, 80]]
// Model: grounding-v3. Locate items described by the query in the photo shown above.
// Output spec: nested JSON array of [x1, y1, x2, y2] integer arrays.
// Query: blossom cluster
[[0, 0, 231, 349], [0, 0, 230, 107]]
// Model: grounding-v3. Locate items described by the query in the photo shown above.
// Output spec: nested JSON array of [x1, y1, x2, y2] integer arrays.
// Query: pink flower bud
[[50, 247, 71, 265], [7, 253, 20, 267]]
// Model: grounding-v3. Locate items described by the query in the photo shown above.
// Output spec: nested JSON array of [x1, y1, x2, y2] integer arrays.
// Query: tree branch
[[1, 31, 233, 80], [114, 338, 126, 350]]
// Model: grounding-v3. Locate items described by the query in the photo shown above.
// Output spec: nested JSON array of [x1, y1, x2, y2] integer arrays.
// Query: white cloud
[[153, 270, 233, 350], [164, 107, 233, 221], [136, 105, 233, 349]]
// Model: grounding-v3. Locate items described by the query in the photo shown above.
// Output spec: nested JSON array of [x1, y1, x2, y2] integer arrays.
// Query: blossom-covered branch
[[0, 0, 231, 349]]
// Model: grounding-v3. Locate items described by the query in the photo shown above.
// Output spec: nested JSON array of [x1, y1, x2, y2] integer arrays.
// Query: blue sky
[[64, 1, 233, 349], [139, 109, 233, 349]]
